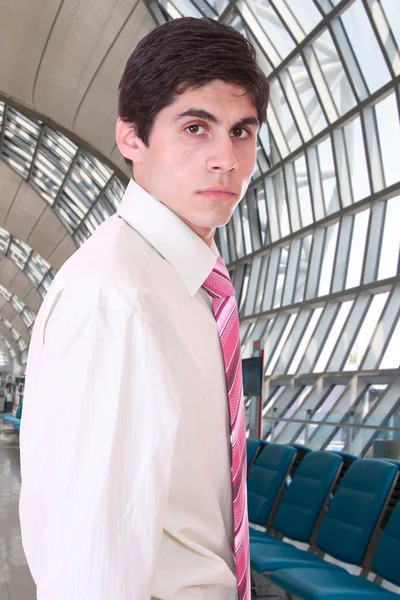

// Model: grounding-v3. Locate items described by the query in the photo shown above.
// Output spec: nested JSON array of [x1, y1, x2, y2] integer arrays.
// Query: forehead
[[166, 80, 257, 120]]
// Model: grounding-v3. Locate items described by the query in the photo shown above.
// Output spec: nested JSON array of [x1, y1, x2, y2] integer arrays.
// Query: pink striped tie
[[202, 257, 250, 600]]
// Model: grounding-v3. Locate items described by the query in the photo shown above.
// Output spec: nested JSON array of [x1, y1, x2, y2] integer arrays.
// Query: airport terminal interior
[[0, 0, 400, 598]]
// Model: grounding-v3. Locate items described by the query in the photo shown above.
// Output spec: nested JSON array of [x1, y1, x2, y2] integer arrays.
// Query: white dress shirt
[[19, 179, 237, 600]]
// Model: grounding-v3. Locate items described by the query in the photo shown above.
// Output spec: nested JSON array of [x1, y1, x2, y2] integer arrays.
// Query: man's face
[[117, 80, 259, 243]]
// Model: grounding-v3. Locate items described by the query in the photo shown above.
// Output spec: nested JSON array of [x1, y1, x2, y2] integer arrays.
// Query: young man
[[19, 17, 269, 600]]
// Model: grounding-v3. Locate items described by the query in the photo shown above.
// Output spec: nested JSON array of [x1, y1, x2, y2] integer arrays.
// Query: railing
[[259, 412, 400, 458]]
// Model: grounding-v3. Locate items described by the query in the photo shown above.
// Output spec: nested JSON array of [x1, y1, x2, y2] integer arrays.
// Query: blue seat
[[288, 443, 313, 478], [15, 403, 23, 419], [1, 403, 22, 430], [247, 438, 262, 468], [251, 459, 398, 575], [271, 566, 399, 599], [329, 451, 359, 495], [247, 443, 296, 531], [270, 495, 400, 599], [273, 450, 342, 543], [2, 415, 19, 425], [250, 451, 342, 547], [246, 438, 267, 477]]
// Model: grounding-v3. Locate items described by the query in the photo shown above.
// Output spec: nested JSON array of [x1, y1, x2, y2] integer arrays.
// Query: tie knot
[[202, 257, 236, 298]]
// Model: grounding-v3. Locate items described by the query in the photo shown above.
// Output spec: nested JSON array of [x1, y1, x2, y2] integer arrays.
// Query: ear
[[115, 117, 144, 164]]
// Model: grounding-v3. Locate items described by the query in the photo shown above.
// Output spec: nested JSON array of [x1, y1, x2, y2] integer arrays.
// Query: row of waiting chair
[[0, 402, 22, 430], [246, 438, 400, 599]]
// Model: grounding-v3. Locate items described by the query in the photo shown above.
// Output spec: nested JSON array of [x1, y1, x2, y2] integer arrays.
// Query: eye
[[230, 127, 251, 139], [185, 124, 206, 135]]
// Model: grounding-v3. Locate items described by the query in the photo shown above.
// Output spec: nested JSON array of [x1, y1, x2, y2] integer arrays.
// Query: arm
[[19, 301, 179, 600]]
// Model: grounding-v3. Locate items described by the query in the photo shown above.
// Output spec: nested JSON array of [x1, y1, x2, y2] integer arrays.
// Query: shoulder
[[48, 214, 148, 314]]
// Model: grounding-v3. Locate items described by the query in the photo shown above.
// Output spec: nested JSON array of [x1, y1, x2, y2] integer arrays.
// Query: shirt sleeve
[[19, 296, 180, 600]]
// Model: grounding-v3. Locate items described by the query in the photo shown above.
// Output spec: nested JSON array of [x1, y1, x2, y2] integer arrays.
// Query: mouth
[[197, 186, 238, 202]]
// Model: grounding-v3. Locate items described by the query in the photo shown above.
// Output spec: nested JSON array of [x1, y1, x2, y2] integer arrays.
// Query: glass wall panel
[[378, 196, 400, 280], [343, 116, 371, 203], [318, 222, 339, 296], [345, 208, 369, 289], [343, 292, 389, 371], [314, 301, 353, 372], [340, 0, 391, 94], [374, 92, 400, 188]]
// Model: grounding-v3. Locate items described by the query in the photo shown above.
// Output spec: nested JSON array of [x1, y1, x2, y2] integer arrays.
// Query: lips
[[199, 185, 236, 194], [197, 186, 238, 201]]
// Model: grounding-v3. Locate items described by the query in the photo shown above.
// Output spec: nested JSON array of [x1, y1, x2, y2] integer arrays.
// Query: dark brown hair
[[118, 17, 269, 158]]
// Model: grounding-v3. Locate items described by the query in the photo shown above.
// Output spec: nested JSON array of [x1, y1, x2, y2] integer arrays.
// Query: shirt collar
[[117, 179, 219, 298]]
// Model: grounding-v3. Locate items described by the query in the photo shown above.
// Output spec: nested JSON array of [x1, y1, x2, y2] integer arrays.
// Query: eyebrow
[[174, 108, 260, 130]]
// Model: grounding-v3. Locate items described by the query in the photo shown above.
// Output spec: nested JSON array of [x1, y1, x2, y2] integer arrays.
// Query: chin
[[214, 213, 235, 228]]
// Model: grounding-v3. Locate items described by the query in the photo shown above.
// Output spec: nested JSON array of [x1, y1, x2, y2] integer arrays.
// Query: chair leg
[[251, 570, 285, 598]]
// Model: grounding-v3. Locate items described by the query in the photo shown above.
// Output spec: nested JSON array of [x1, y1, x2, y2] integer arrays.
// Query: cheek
[[237, 143, 257, 173]]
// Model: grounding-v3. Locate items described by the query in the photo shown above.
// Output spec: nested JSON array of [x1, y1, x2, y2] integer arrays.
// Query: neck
[[181, 219, 216, 248]]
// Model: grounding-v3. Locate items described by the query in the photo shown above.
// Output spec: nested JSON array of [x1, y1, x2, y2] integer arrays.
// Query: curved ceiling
[[0, 99, 131, 366], [0, 102, 128, 247], [0, 160, 76, 268], [0, 0, 156, 175], [0, 0, 152, 366]]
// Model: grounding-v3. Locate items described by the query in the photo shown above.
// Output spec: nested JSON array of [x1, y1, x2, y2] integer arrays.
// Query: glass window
[[30, 126, 77, 206], [378, 196, 400, 280], [263, 385, 286, 416], [233, 206, 245, 259], [271, 171, 290, 239], [288, 308, 324, 374], [274, 385, 313, 437], [247, 0, 296, 61], [0, 229, 10, 253], [313, 29, 357, 116], [380, 0, 400, 53], [10, 295, 24, 314], [340, 0, 391, 94], [269, 79, 302, 154], [239, 264, 251, 313], [254, 255, 269, 313], [57, 183, 89, 230], [21, 308, 35, 328], [314, 0, 340, 14], [343, 292, 389, 370], [266, 314, 297, 375], [317, 136, 339, 215], [380, 315, 400, 369], [2, 108, 41, 177], [25, 252, 51, 287], [9, 238, 30, 270], [295, 155, 313, 227], [294, 234, 312, 303], [318, 222, 339, 296], [284, 0, 322, 34], [273, 246, 288, 308], [345, 208, 369, 288], [217, 226, 230, 264], [288, 55, 328, 136], [258, 123, 272, 168], [0, 286, 12, 301], [375, 92, 400, 188], [240, 199, 253, 255], [343, 116, 370, 203], [312, 384, 347, 425], [36, 270, 55, 297], [104, 177, 125, 211], [314, 300, 353, 371], [74, 228, 89, 248]]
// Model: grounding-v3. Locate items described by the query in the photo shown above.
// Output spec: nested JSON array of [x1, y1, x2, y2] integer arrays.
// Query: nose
[[206, 136, 238, 173]]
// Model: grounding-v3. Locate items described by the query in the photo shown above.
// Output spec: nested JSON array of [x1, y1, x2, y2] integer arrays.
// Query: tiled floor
[[0, 421, 36, 600]]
